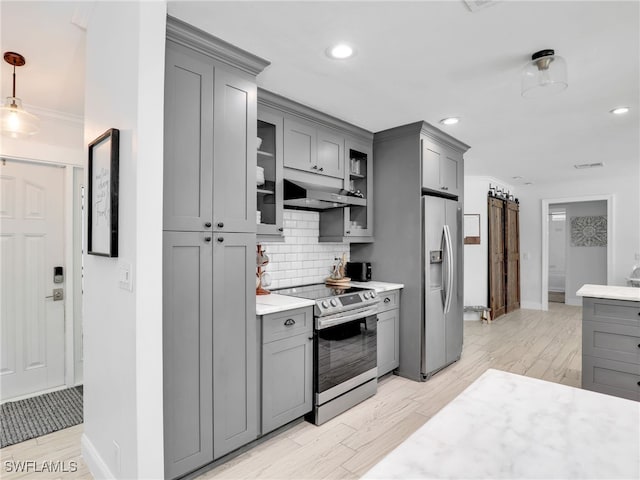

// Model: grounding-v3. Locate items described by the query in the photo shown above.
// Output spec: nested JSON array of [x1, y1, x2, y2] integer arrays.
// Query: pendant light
[[1, 52, 39, 138], [521, 49, 568, 98]]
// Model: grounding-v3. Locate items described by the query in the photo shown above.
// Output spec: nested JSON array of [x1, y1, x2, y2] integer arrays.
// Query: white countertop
[[256, 281, 403, 315], [350, 281, 404, 293], [576, 284, 640, 302], [363, 369, 640, 480], [255, 294, 315, 316]]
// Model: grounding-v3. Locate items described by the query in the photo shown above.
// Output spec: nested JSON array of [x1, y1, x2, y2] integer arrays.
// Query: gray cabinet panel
[[421, 138, 460, 197], [213, 70, 256, 233], [583, 320, 640, 364], [163, 232, 213, 478], [583, 297, 640, 327], [212, 232, 258, 458], [163, 42, 214, 232], [262, 333, 313, 434], [283, 117, 316, 172], [262, 308, 313, 344], [582, 355, 640, 401], [317, 128, 345, 178], [377, 308, 399, 377]]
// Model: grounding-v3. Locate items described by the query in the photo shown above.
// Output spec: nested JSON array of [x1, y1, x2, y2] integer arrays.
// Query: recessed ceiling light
[[512, 176, 523, 180], [326, 44, 354, 60], [524, 182, 533, 185], [574, 162, 604, 169], [439, 117, 460, 126], [610, 106, 630, 115]]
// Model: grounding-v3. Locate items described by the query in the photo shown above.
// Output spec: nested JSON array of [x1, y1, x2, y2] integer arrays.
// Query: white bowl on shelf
[[257, 137, 263, 150], [256, 166, 265, 186]]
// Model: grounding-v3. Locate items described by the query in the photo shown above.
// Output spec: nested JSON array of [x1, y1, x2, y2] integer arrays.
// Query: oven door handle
[[316, 308, 379, 330]]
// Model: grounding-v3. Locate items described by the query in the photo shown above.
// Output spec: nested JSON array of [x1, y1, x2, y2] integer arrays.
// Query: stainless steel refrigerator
[[421, 195, 463, 378]]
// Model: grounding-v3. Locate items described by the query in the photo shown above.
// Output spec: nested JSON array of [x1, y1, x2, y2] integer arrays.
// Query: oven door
[[315, 309, 377, 404]]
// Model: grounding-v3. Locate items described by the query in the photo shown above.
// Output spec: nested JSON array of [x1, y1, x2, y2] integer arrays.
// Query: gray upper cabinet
[[421, 138, 461, 197], [257, 107, 284, 239], [283, 117, 317, 173], [163, 41, 214, 232], [283, 117, 345, 179], [212, 232, 258, 458], [317, 128, 345, 178], [213, 70, 257, 233], [163, 231, 214, 479]]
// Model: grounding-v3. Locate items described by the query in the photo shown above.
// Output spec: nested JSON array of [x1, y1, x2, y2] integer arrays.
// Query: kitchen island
[[363, 368, 640, 479], [577, 284, 640, 400]]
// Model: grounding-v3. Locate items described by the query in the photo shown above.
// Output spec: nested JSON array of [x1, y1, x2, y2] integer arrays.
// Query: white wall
[[518, 174, 640, 310], [262, 209, 350, 289], [558, 201, 608, 305], [463, 176, 515, 316], [82, 3, 166, 479]]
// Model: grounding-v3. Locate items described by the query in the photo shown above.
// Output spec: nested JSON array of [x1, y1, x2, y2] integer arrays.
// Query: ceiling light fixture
[[326, 43, 354, 60], [521, 49, 568, 98], [439, 117, 460, 126], [1, 52, 39, 138], [610, 106, 630, 115]]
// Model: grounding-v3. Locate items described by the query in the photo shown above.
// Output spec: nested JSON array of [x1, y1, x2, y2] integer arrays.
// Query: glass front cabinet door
[[256, 108, 284, 239]]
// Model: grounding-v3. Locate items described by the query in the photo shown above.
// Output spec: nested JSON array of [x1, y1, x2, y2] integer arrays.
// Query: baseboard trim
[[521, 301, 543, 310], [81, 433, 115, 480]]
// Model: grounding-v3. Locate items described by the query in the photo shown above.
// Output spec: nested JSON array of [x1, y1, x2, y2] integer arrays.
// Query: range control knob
[[363, 292, 370, 300], [321, 300, 330, 309], [330, 298, 338, 307], [370, 290, 376, 298]]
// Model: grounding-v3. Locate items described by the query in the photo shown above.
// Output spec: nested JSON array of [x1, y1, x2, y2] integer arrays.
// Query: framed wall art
[[87, 128, 119, 257]]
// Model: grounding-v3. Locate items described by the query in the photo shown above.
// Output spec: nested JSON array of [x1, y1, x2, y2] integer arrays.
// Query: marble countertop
[[350, 281, 404, 293], [363, 369, 640, 479], [576, 284, 640, 302], [255, 294, 315, 316]]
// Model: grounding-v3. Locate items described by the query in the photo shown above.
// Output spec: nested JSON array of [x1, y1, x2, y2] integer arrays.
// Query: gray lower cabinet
[[377, 290, 401, 377], [212, 233, 258, 458], [260, 307, 313, 434], [582, 297, 640, 401], [163, 231, 214, 479]]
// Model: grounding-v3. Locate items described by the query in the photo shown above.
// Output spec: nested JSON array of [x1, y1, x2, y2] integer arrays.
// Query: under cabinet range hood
[[283, 179, 366, 210]]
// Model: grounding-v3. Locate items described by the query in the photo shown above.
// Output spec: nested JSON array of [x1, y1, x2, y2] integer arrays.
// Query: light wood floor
[[0, 304, 583, 480]]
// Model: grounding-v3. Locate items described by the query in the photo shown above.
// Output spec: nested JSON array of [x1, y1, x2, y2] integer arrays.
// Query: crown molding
[[166, 16, 270, 77]]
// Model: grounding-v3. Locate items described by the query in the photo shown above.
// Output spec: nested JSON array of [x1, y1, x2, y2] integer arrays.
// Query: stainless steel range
[[273, 284, 379, 425]]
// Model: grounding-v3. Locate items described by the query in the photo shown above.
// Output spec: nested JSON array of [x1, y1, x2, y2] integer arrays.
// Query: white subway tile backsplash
[[259, 209, 349, 289]]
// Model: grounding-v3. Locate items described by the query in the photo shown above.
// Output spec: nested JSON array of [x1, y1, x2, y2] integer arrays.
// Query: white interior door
[[1, 159, 66, 401]]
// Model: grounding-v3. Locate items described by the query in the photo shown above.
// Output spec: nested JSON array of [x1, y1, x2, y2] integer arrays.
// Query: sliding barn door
[[505, 201, 521, 313], [488, 197, 506, 319]]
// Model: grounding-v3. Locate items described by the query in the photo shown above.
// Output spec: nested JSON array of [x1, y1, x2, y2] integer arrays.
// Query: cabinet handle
[[308, 336, 314, 341], [284, 318, 295, 326], [311, 165, 318, 170], [637, 381, 640, 387], [217, 222, 224, 228], [204, 222, 212, 228], [637, 343, 640, 348], [278, 227, 283, 232], [204, 236, 212, 242], [346, 230, 351, 234], [217, 237, 224, 243], [441, 186, 449, 191], [318, 167, 324, 172], [384, 297, 391, 303]]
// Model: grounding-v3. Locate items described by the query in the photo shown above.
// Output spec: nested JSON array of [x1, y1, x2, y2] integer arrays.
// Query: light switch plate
[[118, 262, 133, 292]]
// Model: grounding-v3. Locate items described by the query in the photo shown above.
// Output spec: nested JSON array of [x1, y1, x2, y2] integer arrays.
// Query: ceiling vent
[[574, 162, 605, 169], [463, 0, 501, 12]]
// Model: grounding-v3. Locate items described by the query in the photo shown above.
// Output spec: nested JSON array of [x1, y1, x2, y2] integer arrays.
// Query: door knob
[[45, 288, 64, 301], [217, 222, 224, 228], [204, 222, 212, 228], [217, 237, 224, 243], [204, 236, 212, 242]]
